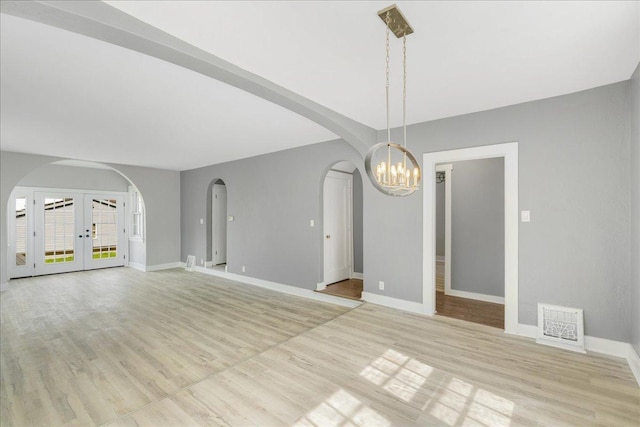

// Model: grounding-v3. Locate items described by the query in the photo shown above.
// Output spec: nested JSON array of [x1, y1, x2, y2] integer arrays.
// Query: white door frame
[[435, 164, 453, 295], [211, 183, 227, 265], [423, 142, 519, 334], [320, 170, 354, 289]]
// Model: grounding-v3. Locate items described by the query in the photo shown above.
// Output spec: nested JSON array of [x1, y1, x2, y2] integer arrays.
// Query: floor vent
[[536, 303, 585, 353]]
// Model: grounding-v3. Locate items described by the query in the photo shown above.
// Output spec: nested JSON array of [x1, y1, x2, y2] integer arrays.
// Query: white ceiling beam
[[0, 0, 377, 155]]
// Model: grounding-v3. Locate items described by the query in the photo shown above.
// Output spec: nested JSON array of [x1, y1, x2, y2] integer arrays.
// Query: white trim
[[435, 163, 452, 295], [323, 170, 354, 284], [351, 272, 364, 280], [12, 185, 127, 196], [316, 282, 327, 291], [423, 142, 519, 334], [361, 292, 428, 316], [0, 282, 8, 292], [583, 336, 628, 357], [128, 262, 146, 272], [515, 323, 538, 338], [627, 345, 640, 387], [145, 262, 182, 272], [445, 289, 505, 304], [196, 267, 361, 309], [517, 323, 636, 362]]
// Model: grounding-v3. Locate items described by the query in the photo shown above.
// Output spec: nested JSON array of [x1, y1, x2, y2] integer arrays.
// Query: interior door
[[212, 184, 227, 265], [323, 170, 352, 285], [84, 195, 125, 270], [34, 192, 84, 275]]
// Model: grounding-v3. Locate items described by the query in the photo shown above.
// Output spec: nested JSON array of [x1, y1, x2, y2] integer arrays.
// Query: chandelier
[[365, 4, 421, 197]]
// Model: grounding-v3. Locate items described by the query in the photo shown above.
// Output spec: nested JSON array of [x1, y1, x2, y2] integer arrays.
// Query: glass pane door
[[8, 191, 34, 279], [84, 195, 125, 270], [34, 192, 84, 275]]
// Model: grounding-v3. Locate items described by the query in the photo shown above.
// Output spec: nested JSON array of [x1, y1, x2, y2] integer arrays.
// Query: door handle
[[326, 235, 331, 239], [86, 235, 91, 238], [78, 235, 83, 238]]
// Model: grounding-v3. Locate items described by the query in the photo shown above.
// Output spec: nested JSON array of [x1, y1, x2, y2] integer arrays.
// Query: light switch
[[310, 220, 315, 227], [521, 210, 531, 222], [227, 216, 234, 222], [199, 218, 204, 225]]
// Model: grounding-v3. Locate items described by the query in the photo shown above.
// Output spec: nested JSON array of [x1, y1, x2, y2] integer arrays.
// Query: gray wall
[[631, 63, 639, 356], [180, 80, 633, 342], [181, 142, 364, 288], [450, 158, 504, 297], [436, 178, 445, 257], [17, 164, 129, 191], [0, 151, 180, 284], [352, 168, 363, 274]]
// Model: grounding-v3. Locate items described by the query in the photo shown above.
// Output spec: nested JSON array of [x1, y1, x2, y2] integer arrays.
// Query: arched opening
[[317, 160, 364, 300], [206, 178, 228, 272], [6, 160, 147, 279]]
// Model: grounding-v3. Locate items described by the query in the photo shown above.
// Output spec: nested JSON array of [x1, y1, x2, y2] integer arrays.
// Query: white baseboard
[[316, 282, 327, 291], [627, 345, 640, 387], [351, 272, 364, 280], [516, 323, 633, 359], [361, 292, 428, 316], [146, 262, 182, 272], [446, 289, 505, 304], [193, 267, 361, 309], [205, 261, 213, 267], [0, 282, 8, 292], [128, 262, 146, 272]]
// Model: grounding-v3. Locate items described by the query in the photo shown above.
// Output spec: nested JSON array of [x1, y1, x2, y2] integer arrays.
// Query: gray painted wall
[[631, 63, 639, 356], [0, 151, 180, 285], [181, 142, 364, 287], [436, 179, 445, 257], [352, 169, 363, 274], [17, 164, 129, 191], [450, 158, 504, 297], [181, 80, 633, 342]]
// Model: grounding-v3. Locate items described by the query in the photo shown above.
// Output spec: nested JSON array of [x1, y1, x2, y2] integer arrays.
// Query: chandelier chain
[[385, 12, 391, 143], [402, 35, 407, 148]]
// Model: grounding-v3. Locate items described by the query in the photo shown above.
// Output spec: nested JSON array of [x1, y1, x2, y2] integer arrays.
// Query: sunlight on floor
[[293, 389, 391, 427], [360, 349, 432, 402], [360, 349, 515, 426]]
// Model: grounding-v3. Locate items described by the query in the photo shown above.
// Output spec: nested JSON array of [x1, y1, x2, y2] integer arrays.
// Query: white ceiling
[[1, 1, 639, 171]]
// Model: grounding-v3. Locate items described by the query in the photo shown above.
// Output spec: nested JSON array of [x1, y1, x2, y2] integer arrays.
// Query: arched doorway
[[6, 160, 146, 279], [206, 178, 228, 272], [318, 161, 364, 300]]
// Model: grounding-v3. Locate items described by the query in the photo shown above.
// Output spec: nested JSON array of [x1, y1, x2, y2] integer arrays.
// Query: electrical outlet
[[200, 258, 204, 265], [310, 219, 315, 227], [242, 265, 246, 273], [379, 281, 384, 290]]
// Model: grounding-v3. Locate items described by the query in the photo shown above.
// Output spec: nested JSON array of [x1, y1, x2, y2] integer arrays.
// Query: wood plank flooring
[[436, 291, 505, 329], [317, 278, 363, 300], [1, 268, 638, 426]]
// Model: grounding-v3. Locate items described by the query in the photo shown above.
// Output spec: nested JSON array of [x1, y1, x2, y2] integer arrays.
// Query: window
[[129, 186, 144, 242]]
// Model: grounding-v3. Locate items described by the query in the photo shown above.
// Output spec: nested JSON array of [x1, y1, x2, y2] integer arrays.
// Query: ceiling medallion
[[365, 4, 421, 197]]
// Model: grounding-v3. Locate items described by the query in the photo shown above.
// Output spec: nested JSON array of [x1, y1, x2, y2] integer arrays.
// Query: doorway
[[319, 161, 364, 300], [209, 179, 227, 271], [434, 161, 505, 329], [8, 188, 125, 278], [423, 142, 519, 334]]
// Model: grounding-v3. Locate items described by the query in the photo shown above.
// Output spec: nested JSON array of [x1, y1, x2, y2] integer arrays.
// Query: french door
[[9, 190, 126, 278]]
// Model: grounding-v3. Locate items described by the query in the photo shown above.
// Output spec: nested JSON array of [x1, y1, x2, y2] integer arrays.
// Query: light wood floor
[[317, 278, 363, 300], [1, 269, 638, 426]]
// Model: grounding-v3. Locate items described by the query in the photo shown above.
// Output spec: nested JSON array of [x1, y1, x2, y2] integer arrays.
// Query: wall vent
[[536, 303, 585, 353]]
